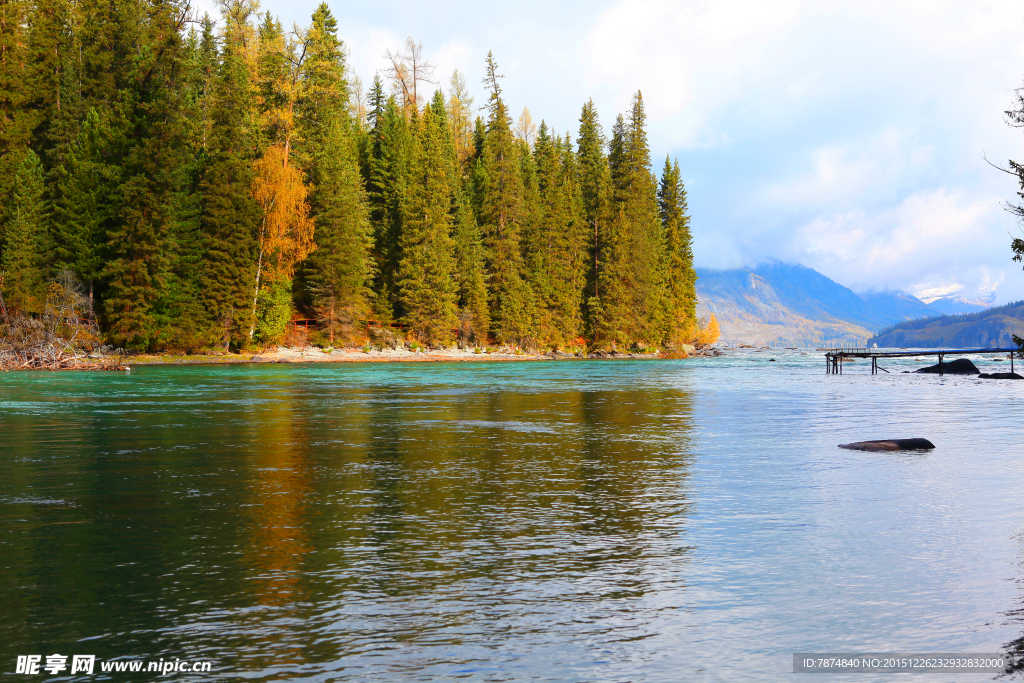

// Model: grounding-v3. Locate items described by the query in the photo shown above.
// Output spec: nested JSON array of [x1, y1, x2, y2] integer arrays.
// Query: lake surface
[[3, 350, 1024, 681]]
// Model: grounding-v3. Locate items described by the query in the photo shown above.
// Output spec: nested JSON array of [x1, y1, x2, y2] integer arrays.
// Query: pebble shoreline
[[110, 345, 722, 366]]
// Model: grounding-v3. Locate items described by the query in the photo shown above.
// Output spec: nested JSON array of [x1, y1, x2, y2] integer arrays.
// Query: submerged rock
[[978, 372, 1024, 380], [838, 438, 935, 452], [914, 358, 979, 374]]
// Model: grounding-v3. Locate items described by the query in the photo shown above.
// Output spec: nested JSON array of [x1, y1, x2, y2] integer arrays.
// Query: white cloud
[[759, 128, 932, 209], [787, 189, 1016, 299], [586, 0, 802, 146], [433, 43, 473, 94], [978, 269, 1005, 294]]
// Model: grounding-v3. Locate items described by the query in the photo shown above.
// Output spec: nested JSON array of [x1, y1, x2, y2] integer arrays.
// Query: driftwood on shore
[[0, 271, 125, 371]]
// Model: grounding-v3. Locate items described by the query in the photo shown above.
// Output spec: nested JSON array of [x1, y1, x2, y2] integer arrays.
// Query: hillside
[[695, 263, 991, 346], [867, 301, 1024, 348], [696, 267, 872, 346]]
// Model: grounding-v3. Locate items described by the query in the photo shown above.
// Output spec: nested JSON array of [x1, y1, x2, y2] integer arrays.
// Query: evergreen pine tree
[[452, 188, 490, 343], [576, 99, 612, 336], [399, 101, 458, 344], [77, 0, 146, 110], [198, 0, 260, 349], [519, 128, 545, 337], [299, 2, 374, 344], [364, 95, 410, 322], [52, 107, 117, 319], [101, 0, 195, 349], [255, 12, 290, 148], [479, 52, 536, 346], [468, 116, 488, 218], [161, 17, 218, 350], [25, 0, 80, 169], [531, 129, 587, 348], [185, 15, 218, 154], [658, 156, 696, 344], [1, 150, 49, 314], [588, 112, 630, 347], [364, 74, 385, 135], [595, 92, 667, 349], [0, 0, 32, 185]]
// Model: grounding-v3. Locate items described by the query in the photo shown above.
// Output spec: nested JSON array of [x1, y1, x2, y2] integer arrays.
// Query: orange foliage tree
[[695, 312, 720, 347], [250, 144, 316, 338]]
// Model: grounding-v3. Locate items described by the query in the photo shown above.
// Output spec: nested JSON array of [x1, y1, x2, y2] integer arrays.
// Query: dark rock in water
[[978, 372, 1024, 380], [914, 358, 979, 374], [838, 438, 935, 452]]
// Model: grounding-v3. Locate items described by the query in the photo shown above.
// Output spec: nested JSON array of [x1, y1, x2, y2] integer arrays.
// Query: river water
[[2, 350, 1024, 681]]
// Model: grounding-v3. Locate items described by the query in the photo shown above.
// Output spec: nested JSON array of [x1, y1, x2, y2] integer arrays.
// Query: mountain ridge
[[696, 263, 998, 346], [867, 301, 1024, 348]]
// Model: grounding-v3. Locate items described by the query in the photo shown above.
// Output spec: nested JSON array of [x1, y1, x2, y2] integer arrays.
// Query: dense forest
[[0, 0, 702, 352]]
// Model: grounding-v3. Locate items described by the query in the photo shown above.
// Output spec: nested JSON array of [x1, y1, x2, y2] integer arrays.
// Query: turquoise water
[[2, 351, 1024, 681]]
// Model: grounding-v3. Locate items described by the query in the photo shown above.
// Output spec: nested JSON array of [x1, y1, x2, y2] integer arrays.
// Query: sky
[[207, 0, 1024, 304]]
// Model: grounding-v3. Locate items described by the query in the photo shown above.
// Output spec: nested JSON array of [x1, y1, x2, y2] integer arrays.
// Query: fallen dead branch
[[0, 270, 125, 371]]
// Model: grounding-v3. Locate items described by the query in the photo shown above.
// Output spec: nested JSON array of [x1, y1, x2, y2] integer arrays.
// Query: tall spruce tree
[[255, 12, 290, 149], [163, 18, 218, 349], [1, 150, 48, 314], [198, 0, 260, 349], [519, 128, 546, 338], [0, 0, 32, 218], [452, 188, 489, 343], [658, 156, 696, 344], [101, 0, 195, 349], [52, 107, 117, 318], [479, 52, 536, 346], [468, 115, 488, 220], [300, 2, 374, 344], [398, 99, 458, 344], [25, 0, 80, 170], [576, 99, 612, 335], [594, 92, 667, 349], [590, 114, 630, 346], [530, 128, 587, 348], [185, 15, 218, 154], [364, 94, 410, 322]]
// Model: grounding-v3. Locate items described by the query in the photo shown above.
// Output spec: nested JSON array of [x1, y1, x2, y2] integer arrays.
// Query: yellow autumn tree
[[695, 312, 720, 347], [446, 70, 475, 167], [250, 144, 316, 339]]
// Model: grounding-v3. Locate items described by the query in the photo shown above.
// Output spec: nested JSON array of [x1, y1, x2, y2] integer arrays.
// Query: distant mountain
[[868, 301, 1024, 348], [695, 263, 996, 346], [748, 263, 894, 330], [858, 291, 936, 323], [696, 265, 875, 346]]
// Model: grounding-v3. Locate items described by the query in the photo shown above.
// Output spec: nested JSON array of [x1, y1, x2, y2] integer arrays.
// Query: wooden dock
[[825, 348, 1019, 375]]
